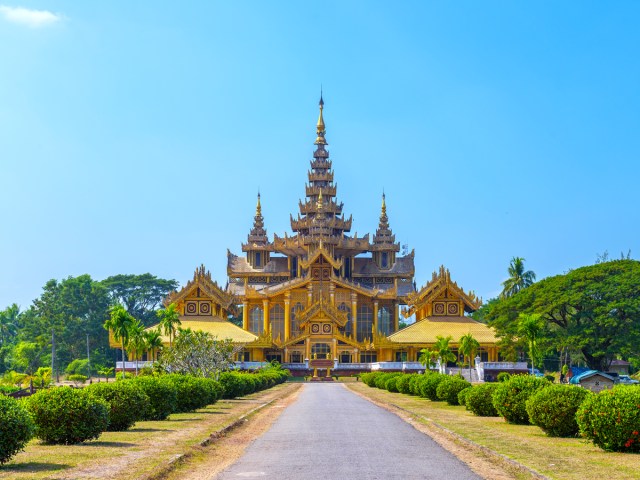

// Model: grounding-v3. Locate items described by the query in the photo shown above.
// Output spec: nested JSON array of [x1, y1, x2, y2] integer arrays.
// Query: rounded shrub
[[165, 375, 212, 413], [525, 384, 590, 437], [219, 371, 243, 399], [436, 376, 472, 405], [409, 374, 426, 396], [457, 386, 472, 407], [131, 376, 177, 421], [26, 387, 109, 444], [466, 383, 500, 416], [496, 372, 511, 383], [396, 374, 414, 395], [419, 373, 448, 401], [576, 385, 640, 452], [385, 376, 399, 392], [0, 396, 35, 464], [492, 375, 550, 424], [86, 381, 149, 431], [374, 373, 396, 389]]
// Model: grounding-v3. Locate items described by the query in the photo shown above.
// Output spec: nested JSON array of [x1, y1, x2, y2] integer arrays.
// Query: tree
[[488, 260, 640, 371], [518, 313, 544, 374], [144, 329, 163, 361], [126, 320, 146, 376], [101, 274, 179, 326], [419, 348, 436, 371], [157, 303, 181, 348], [500, 257, 536, 299], [459, 333, 480, 380], [0, 304, 19, 346], [158, 328, 242, 379], [103, 304, 134, 379], [12, 341, 46, 375], [432, 335, 457, 374]]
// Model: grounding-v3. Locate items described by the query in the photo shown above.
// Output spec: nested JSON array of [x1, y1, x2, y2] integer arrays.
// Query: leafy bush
[[0, 396, 35, 464], [26, 387, 109, 444], [497, 372, 511, 383], [360, 372, 384, 388], [165, 375, 221, 412], [409, 374, 426, 396], [65, 359, 89, 376], [0, 385, 19, 395], [86, 381, 149, 431], [374, 373, 400, 389], [526, 385, 590, 437], [419, 373, 448, 401], [68, 374, 87, 386], [466, 384, 500, 416], [576, 385, 640, 452], [219, 371, 244, 398], [457, 386, 472, 407], [492, 375, 550, 424], [385, 376, 400, 392], [130, 376, 177, 421], [436, 376, 472, 405], [396, 374, 414, 394]]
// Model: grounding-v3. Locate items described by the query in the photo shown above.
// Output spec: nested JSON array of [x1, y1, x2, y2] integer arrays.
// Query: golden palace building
[[126, 97, 500, 374]]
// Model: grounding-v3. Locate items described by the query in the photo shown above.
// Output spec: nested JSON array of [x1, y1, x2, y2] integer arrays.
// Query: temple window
[[255, 252, 262, 267], [339, 351, 352, 363], [249, 306, 263, 334], [378, 306, 391, 335], [338, 303, 352, 337], [356, 304, 373, 342], [360, 352, 377, 363], [290, 302, 304, 337], [381, 252, 388, 269], [270, 304, 285, 340], [311, 343, 331, 358]]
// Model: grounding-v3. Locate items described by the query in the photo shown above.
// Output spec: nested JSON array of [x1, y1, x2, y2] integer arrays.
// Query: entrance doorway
[[311, 342, 331, 359]]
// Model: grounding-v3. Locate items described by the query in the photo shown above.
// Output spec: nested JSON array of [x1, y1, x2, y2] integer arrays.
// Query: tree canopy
[[500, 257, 536, 299], [488, 260, 640, 371]]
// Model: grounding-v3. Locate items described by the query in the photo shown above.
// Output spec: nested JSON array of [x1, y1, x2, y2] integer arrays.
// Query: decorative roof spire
[[256, 192, 262, 217], [373, 192, 398, 248], [247, 192, 268, 246], [315, 92, 327, 145]]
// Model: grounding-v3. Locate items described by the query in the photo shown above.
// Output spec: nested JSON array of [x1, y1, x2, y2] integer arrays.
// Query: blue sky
[[1, 1, 639, 309]]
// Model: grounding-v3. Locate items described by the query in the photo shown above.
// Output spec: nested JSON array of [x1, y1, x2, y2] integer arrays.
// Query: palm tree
[[419, 348, 436, 372], [433, 335, 457, 374], [518, 313, 544, 374], [0, 304, 19, 346], [104, 304, 134, 379], [157, 303, 181, 348], [144, 328, 164, 362], [459, 333, 480, 381], [500, 257, 536, 298], [126, 320, 146, 376]]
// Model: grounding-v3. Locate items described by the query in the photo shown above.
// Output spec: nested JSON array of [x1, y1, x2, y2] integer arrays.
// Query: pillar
[[351, 292, 358, 340], [373, 300, 379, 334], [305, 337, 311, 360], [242, 301, 249, 330], [332, 338, 337, 360], [307, 284, 313, 306], [284, 292, 291, 341], [262, 299, 270, 334], [394, 302, 399, 332]]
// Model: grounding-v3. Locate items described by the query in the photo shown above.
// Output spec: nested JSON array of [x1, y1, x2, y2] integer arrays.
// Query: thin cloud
[[0, 5, 62, 28]]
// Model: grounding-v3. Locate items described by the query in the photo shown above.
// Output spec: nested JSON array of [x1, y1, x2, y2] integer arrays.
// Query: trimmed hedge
[[526, 384, 591, 437], [165, 375, 221, 413], [86, 381, 150, 431], [492, 375, 550, 424], [26, 387, 109, 444], [497, 372, 511, 383], [577, 385, 640, 452], [130, 376, 177, 421], [385, 376, 400, 392], [374, 373, 401, 389], [409, 374, 427, 396], [0, 396, 35, 464], [419, 373, 448, 401], [457, 386, 472, 407], [436, 376, 471, 405], [396, 374, 414, 395], [466, 383, 500, 416]]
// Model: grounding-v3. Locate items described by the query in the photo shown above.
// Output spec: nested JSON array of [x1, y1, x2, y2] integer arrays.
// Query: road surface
[[216, 383, 481, 480]]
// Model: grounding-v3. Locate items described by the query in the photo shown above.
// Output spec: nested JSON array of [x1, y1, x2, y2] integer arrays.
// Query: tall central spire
[[315, 92, 327, 145]]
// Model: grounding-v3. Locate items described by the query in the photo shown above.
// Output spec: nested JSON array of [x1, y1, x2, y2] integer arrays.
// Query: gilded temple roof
[[388, 316, 498, 345]]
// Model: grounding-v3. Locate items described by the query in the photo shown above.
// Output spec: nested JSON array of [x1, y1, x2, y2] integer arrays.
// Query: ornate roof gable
[[405, 265, 482, 317], [165, 265, 235, 310]]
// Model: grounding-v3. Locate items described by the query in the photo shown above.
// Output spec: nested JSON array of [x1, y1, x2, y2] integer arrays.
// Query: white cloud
[[0, 5, 62, 28]]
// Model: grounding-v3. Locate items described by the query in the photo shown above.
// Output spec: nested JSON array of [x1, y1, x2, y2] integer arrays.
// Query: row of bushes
[[362, 371, 640, 452], [0, 367, 289, 464]]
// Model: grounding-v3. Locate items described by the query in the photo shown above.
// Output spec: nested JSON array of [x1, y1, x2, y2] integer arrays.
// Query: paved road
[[216, 383, 481, 480]]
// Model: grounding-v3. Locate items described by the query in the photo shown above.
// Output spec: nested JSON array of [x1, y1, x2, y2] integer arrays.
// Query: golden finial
[[256, 192, 262, 216], [381, 192, 387, 216], [316, 190, 324, 210], [315, 91, 327, 145]]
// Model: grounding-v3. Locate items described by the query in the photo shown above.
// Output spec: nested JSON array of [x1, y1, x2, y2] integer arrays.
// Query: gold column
[[242, 301, 249, 330], [305, 337, 311, 360], [373, 300, 379, 334], [329, 283, 335, 305], [332, 338, 337, 360], [394, 302, 399, 332], [284, 292, 291, 341], [307, 284, 313, 306], [262, 299, 270, 334], [351, 292, 358, 340]]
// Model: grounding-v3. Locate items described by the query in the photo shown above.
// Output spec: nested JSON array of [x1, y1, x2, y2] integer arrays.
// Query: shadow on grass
[[83, 441, 138, 448], [1, 462, 70, 473], [128, 427, 170, 433], [167, 418, 199, 422], [198, 411, 228, 415]]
